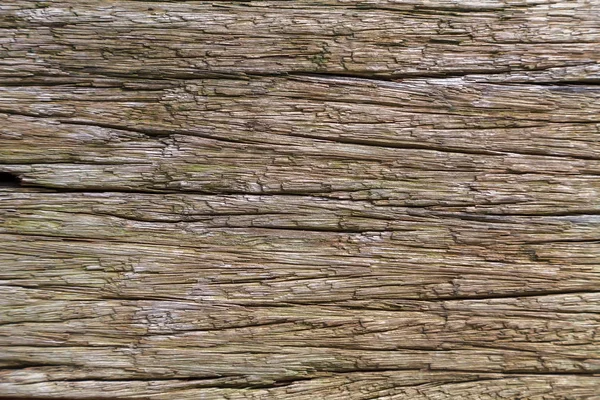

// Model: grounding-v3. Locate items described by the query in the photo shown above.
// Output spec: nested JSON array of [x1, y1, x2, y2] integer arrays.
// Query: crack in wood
[[1, 0, 600, 397]]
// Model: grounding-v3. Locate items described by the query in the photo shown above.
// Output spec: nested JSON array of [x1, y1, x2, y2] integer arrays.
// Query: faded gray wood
[[0, 1, 599, 399]]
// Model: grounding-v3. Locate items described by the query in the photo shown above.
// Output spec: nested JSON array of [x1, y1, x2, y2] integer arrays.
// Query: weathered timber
[[0, 0, 599, 399]]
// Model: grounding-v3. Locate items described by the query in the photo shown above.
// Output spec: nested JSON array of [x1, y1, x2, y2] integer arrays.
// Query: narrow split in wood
[[0, 1, 599, 398]]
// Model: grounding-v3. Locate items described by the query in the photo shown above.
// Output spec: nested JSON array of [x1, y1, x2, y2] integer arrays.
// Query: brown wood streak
[[0, 0, 599, 399]]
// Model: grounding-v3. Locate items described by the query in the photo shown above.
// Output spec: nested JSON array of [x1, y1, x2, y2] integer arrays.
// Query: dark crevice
[[424, 289, 600, 302], [526, 238, 600, 244], [0, 183, 170, 194], [327, 289, 600, 305], [485, 80, 600, 87], [429, 210, 600, 222], [288, 65, 600, 83], [0, 172, 22, 188], [7, 63, 598, 88], [289, 70, 513, 82], [0, 183, 337, 198], [0, 361, 71, 369], [61, 62, 599, 83], [481, 210, 600, 217], [429, 369, 600, 377]]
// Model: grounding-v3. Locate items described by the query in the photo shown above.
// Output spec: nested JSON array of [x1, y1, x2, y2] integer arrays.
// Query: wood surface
[[1, 1, 599, 399]]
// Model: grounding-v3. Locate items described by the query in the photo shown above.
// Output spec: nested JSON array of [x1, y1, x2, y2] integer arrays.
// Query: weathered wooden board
[[1, 1, 599, 399]]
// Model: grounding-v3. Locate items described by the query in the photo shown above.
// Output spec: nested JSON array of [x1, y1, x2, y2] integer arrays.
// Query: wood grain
[[0, 1, 599, 399]]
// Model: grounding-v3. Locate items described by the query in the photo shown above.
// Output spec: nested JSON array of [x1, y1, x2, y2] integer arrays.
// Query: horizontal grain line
[[58, 119, 248, 146], [4, 114, 600, 165], [5, 113, 585, 161], [288, 64, 600, 82], [282, 131, 600, 161], [1, 183, 363, 198], [526, 238, 600, 244], [478, 210, 600, 217], [431, 289, 600, 302], [325, 290, 600, 304], [18, 60, 596, 83], [482, 80, 600, 87], [428, 369, 600, 377], [2, 283, 598, 309]]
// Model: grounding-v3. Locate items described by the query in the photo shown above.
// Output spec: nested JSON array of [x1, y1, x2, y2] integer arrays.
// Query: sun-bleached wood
[[0, 1, 599, 399]]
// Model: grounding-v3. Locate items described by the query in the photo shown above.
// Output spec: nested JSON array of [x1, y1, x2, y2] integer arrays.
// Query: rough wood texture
[[1, 1, 599, 399]]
